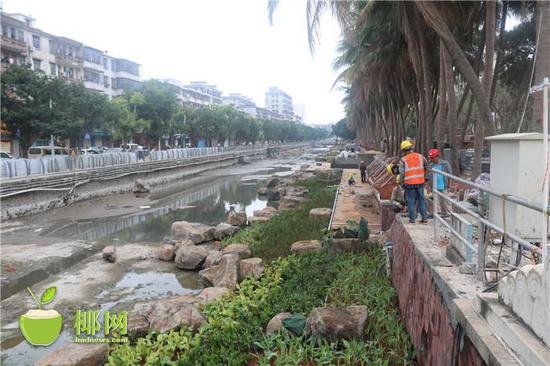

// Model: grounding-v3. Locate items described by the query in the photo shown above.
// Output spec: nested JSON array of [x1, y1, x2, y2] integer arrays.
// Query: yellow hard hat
[[360, 160, 364, 163], [400, 140, 413, 151], [386, 163, 394, 175]]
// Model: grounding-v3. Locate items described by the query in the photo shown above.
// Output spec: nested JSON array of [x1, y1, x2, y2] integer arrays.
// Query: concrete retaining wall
[[389, 219, 485, 366], [1, 151, 263, 219]]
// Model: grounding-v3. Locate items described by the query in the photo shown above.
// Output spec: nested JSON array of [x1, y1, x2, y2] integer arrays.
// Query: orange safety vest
[[401, 152, 425, 185]]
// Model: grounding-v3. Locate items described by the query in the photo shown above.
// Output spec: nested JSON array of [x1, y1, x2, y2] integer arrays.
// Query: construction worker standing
[[398, 141, 429, 224], [359, 161, 367, 183], [428, 149, 452, 217]]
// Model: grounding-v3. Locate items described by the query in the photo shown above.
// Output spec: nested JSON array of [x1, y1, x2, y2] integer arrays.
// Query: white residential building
[[163, 79, 216, 108], [265, 87, 294, 120], [185, 81, 223, 105], [1, 12, 140, 99]]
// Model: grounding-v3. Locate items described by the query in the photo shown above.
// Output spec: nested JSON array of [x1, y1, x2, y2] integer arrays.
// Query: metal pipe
[[328, 186, 340, 231], [543, 76, 549, 265], [434, 190, 541, 254], [432, 168, 547, 213]]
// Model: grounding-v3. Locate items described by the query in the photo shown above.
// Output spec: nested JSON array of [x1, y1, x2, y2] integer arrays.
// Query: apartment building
[[223, 93, 256, 109], [163, 79, 216, 108], [185, 81, 223, 105], [1, 12, 140, 99], [265, 87, 294, 121]]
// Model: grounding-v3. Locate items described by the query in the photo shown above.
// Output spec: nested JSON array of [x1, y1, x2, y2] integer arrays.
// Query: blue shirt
[[431, 163, 445, 190]]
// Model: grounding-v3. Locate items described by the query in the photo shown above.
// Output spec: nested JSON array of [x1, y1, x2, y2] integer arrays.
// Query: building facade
[[185, 81, 223, 105], [1, 12, 141, 99], [265, 87, 294, 120]]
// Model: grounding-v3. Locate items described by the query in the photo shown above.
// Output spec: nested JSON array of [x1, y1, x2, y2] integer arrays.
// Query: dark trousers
[[405, 185, 428, 222], [360, 170, 366, 183]]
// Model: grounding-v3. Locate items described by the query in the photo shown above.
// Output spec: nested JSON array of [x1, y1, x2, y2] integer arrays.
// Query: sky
[[4, 0, 346, 125]]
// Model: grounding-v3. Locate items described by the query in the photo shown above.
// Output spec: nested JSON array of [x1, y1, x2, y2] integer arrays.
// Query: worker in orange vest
[[398, 140, 429, 224]]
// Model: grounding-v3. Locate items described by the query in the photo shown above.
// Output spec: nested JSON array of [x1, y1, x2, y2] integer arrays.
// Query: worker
[[428, 149, 452, 217], [359, 160, 367, 183], [387, 163, 406, 213], [348, 172, 356, 186], [398, 141, 429, 224]]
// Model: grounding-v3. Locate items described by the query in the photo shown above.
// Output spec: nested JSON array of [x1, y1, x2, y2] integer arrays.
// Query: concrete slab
[[331, 169, 381, 232]]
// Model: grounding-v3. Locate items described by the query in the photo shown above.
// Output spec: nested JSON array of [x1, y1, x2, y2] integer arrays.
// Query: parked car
[[121, 143, 140, 152], [81, 147, 101, 154], [0, 152, 13, 159], [27, 146, 68, 158]]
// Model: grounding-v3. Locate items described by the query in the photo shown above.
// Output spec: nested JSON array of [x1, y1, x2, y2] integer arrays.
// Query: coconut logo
[[19, 286, 62, 346]]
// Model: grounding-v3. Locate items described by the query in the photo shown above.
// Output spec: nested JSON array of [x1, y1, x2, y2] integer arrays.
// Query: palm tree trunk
[[443, 46, 460, 173], [473, 0, 496, 179], [532, 1, 550, 132], [415, 0, 496, 136], [437, 42, 448, 150]]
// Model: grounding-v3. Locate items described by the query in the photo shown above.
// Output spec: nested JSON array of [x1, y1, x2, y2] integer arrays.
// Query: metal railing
[[432, 168, 544, 282]]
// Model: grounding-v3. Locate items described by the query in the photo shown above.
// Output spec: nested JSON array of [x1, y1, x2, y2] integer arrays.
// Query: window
[[32, 34, 40, 49], [50, 63, 57, 76], [33, 58, 42, 71], [103, 57, 108, 69], [16, 30, 24, 42], [2, 25, 7, 37]]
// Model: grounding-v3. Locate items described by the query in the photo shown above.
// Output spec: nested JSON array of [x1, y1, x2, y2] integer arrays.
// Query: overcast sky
[[4, 0, 346, 125]]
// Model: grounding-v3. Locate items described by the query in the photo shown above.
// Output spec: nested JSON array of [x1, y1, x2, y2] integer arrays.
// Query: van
[[121, 143, 139, 152], [27, 146, 69, 158]]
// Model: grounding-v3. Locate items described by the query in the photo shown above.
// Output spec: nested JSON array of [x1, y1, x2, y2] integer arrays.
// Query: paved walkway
[[331, 169, 382, 233]]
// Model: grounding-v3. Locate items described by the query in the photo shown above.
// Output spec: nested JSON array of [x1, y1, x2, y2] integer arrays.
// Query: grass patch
[[107, 249, 414, 366], [224, 171, 341, 260]]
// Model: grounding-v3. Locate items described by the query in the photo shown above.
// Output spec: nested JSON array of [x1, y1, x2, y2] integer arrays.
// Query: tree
[[332, 118, 356, 140], [106, 97, 149, 144], [1, 65, 56, 156]]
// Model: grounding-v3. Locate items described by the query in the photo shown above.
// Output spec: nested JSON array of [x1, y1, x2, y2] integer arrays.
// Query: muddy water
[[0, 158, 304, 366]]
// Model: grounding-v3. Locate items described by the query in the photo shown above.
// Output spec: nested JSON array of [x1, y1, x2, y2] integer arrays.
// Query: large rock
[[267, 177, 281, 188], [290, 240, 322, 254], [248, 216, 270, 224], [253, 207, 278, 218], [265, 312, 292, 335], [199, 254, 240, 289], [158, 244, 175, 261], [171, 221, 215, 244], [309, 208, 332, 222], [257, 186, 268, 195], [214, 223, 239, 240], [198, 287, 232, 303], [174, 239, 195, 253], [203, 250, 223, 269], [304, 306, 368, 341], [133, 179, 151, 193], [267, 187, 286, 201], [223, 243, 251, 259], [36, 343, 108, 366], [175, 245, 209, 270], [133, 296, 205, 334], [239, 257, 264, 281], [127, 312, 150, 341], [102, 245, 116, 263], [227, 211, 248, 226]]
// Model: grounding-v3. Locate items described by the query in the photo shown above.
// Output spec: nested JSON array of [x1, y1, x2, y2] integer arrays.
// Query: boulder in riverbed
[[133, 296, 205, 334], [175, 245, 209, 270], [36, 343, 108, 366], [174, 239, 195, 253], [102, 246, 116, 263], [304, 305, 368, 341], [214, 223, 239, 240], [265, 312, 292, 335], [248, 216, 270, 224], [223, 243, 251, 259], [253, 206, 278, 218], [309, 208, 332, 222], [171, 221, 215, 244], [290, 240, 322, 254], [158, 244, 175, 261], [239, 257, 264, 280], [257, 186, 268, 195], [199, 254, 239, 289], [203, 250, 223, 269], [133, 179, 151, 193], [127, 312, 150, 341], [267, 177, 281, 188], [227, 211, 248, 226], [198, 287, 232, 303]]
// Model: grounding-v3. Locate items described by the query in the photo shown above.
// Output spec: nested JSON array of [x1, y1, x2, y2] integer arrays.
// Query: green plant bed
[[224, 171, 341, 260], [107, 249, 415, 366]]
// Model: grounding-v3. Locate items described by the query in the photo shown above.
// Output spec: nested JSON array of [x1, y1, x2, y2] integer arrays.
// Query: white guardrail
[[432, 168, 545, 282], [0, 144, 270, 178]]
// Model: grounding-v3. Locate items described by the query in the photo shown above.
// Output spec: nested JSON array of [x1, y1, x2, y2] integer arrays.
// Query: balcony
[[55, 54, 83, 68], [1, 36, 27, 54]]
